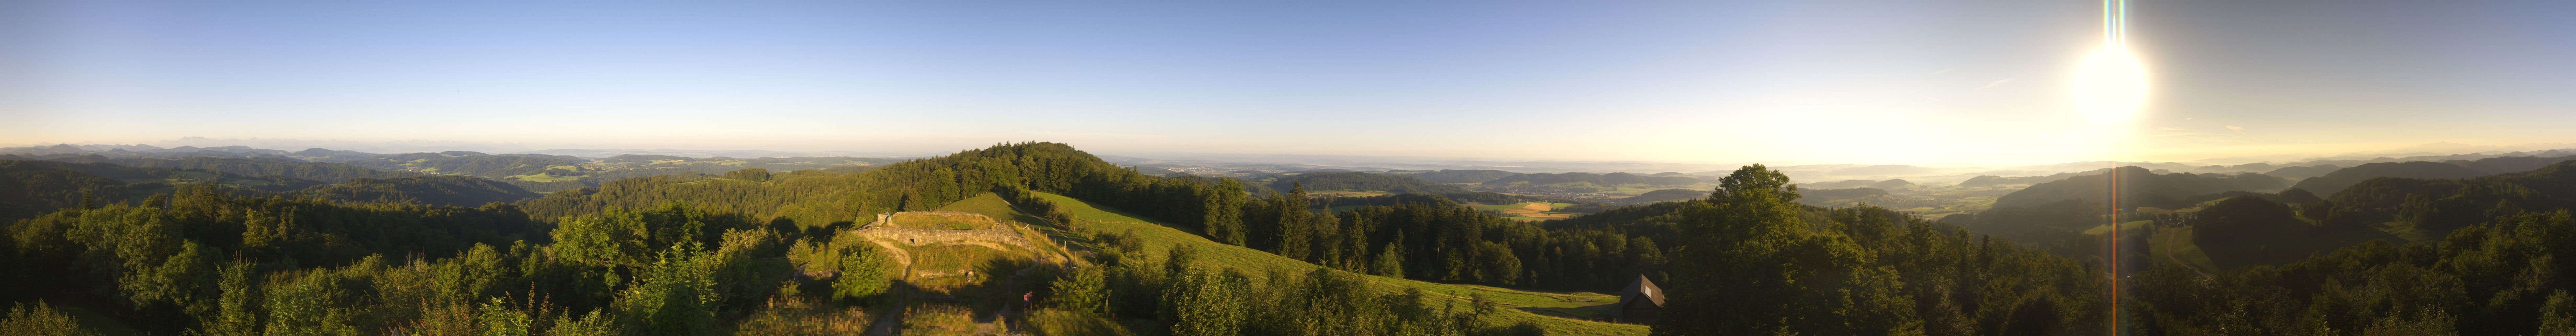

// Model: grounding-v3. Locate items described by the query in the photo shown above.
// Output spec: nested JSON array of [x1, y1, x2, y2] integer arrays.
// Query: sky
[[4, 0, 2571, 166]]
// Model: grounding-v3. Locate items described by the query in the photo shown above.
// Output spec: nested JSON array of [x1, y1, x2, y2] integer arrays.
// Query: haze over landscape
[[6, 1, 2576, 336]]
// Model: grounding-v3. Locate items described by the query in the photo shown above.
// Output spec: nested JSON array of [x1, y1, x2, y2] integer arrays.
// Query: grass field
[[1466, 202, 1581, 221], [2148, 224, 2222, 273], [884, 212, 999, 230], [1031, 191, 1648, 335], [905, 244, 1032, 289]]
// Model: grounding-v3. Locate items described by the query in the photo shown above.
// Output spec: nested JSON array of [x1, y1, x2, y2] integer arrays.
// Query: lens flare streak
[[2085, 1, 2142, 335]]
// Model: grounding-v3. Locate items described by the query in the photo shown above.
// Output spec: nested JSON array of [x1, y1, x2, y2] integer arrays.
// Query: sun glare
[[2071, 0, 2148, 125], [2071, 44, 2150, 123]]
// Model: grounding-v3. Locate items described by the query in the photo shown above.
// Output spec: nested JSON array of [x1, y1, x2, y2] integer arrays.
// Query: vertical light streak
[[2098, 1, 2133, 335]]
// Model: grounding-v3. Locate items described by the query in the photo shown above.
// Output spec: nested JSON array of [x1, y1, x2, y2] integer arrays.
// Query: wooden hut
[[1612, 275, 1664, 324]]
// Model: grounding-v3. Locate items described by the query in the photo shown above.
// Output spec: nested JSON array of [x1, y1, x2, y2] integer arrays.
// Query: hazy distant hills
[[302, 175, 543, 207], [1991, 167, 2289, 210], [1399, 169, 1522, 183], [2290, 161, 2489, 195], [0, 144, 903, 193], [0, 158, 541, 221], [2261, 164, 2344, 181], [1269, 172, 1471, 194], [1480, 172, 1698, 186], [2289, 155, 2576, 195], [1608, 189, 1707, 204], [2328, 158, 2576, 217], [11, 155, 412, 182]]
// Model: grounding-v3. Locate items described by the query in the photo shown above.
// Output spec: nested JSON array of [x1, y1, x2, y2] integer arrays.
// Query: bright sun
[[2070, 43, 2149, 123]]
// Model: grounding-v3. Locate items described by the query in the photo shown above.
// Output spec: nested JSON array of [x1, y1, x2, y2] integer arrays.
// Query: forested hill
[[1947, 167, 2288, 257], [0, 159, 347, 221], [1, 160, 144, 221], [2326, 158, 2576, 230], [0, 158, 543, 222], [1990, 166, 2288, 210], [302, 175, 546, 207], [1265, 171, 1469, 194], [8, 154, 412, 182], [339, 151, 588, 178], [2285, 155, 2575, 196], [519, 142, 1239, 232], [2290, 161, 2488, 195]]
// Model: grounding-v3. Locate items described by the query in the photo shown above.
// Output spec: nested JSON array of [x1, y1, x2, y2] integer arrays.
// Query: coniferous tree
[[1373, 234, 1407, 279], [1275, 183, 1314, 261], [1203, 178, 1248, 246]]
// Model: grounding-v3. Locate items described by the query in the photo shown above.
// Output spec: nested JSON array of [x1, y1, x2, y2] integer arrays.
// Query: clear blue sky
[[4, 0, 2571, 165]]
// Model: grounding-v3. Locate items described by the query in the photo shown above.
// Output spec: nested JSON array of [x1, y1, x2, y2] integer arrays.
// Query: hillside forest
[[6, 142, 2576, 335]]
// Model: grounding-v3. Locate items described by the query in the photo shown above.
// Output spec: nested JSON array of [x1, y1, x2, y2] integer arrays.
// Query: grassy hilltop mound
[[1021, 191, 1645, 336]]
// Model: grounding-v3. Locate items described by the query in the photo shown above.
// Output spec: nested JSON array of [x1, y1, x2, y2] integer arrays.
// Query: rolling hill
[[1397, 169, 1521, 183], [300, 175, 546, 206], [2289, 161, 2487, 195], [1991, 166, 2289, 210], [1607, 188, 1706, 204]]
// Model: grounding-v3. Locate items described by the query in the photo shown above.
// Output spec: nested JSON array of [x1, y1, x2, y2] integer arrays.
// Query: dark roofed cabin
[[1612, 275, 1664, 324]]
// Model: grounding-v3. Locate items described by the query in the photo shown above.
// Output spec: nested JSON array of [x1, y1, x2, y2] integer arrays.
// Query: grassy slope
[[1031, 191, 1649, 336], [2148, 224, 2222, 273], [935, 193, 1080, 261], [885, 212, 996, 230]]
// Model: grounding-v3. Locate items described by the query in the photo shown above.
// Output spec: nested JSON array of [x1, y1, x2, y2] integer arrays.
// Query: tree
[[1204, 179, 1249, 246], [1050, 266, 1109, 315], [1654, 164, 1921, 336], [0, 301, 98, 336], [475, 297, 532, 336], [1165, 265, 1248, 336], [197, 261, 262, 336], [1274, 184, 1314, 261], [1475, 242, 1522, 285], [833, 243, 894, 301], [618, 243, 721, 335], [1372, 240, 1406, 279]]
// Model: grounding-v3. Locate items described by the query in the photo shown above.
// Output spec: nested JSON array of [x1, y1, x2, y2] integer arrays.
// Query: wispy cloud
[[2225, 126, 2244, 131], [1976, 78, 2014, 90], [1908, 91, 1943, 102], [1930, 68, 1956, 75]]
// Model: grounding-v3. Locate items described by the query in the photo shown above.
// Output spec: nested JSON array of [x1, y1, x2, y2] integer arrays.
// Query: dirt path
[[864, 240, 915, 336]]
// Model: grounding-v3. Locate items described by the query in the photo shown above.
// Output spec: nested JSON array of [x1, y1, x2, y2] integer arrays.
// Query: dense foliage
[[301, 175, 546, 207], [17, 142, 2576, 336]]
